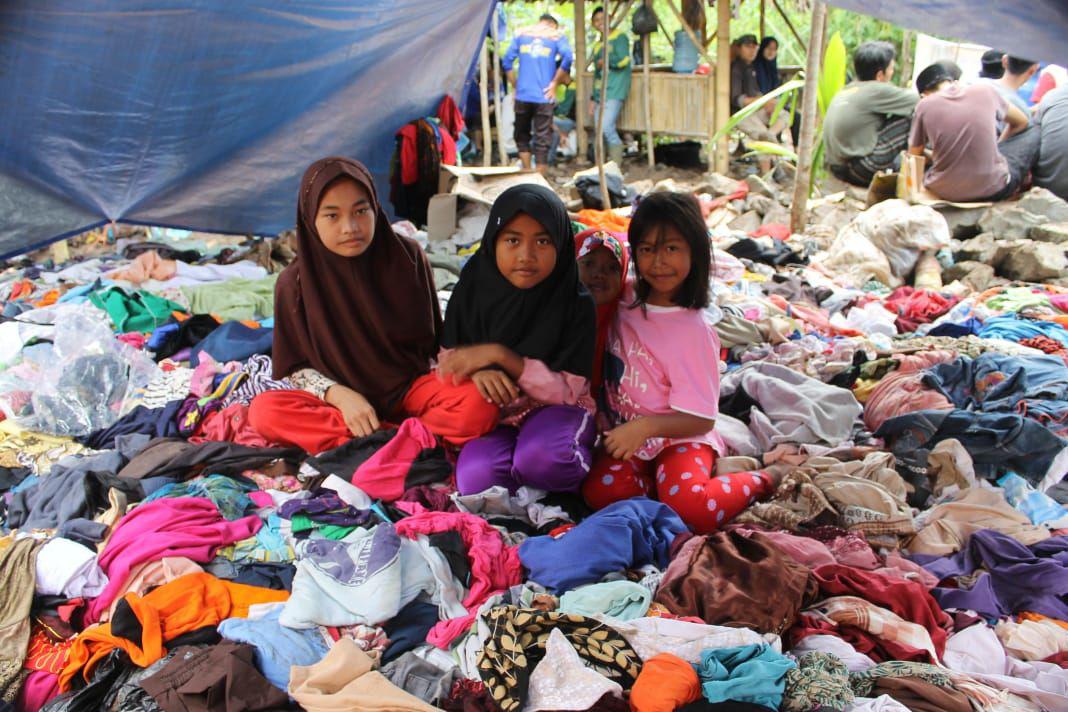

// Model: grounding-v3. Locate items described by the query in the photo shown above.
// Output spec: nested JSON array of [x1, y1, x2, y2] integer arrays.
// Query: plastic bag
[[0, 303, 158, 436], [852, 199, 950, 279], [632, 5, 658, 34]]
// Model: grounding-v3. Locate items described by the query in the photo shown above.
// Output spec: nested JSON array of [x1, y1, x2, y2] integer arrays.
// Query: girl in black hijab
[[439, 184, 597, 495]]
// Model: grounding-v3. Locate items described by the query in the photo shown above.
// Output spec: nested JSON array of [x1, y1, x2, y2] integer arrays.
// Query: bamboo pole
[[760, 0, 766, 39], [899, 30, 915, 88], [595, 6, 611, 210], [642, 0, 654, 167], [664, 0, 716, 67], [576, 0, 589, 164], [479, 38, 492, 166], [713, 0, 730, 174], [491, 15, 507, 166], [771, 0, 806, 53], [790, 0, 827, 233]]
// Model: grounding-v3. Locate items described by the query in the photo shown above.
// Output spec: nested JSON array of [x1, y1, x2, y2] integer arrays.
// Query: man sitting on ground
[[823, 41, 917, 187], [909, 61, 1037, 202], [1034, 87, 1068, 200], [501, 13, 573, 175], [985, 55, 1039, 132]]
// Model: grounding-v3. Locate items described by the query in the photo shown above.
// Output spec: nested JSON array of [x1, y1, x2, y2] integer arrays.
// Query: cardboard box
[[896, 152, 992, 208], [426, 165, 551, 241]]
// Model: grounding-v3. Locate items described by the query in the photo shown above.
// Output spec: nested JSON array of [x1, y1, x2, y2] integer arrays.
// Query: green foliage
[[710, 78, 805, 144], [818, 31, 847, 117], [742, 140, 798, 162]]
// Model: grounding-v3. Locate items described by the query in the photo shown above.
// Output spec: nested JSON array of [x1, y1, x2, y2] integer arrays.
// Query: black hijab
[[754, 37, 781, 95], [441, 184, 596, 379]]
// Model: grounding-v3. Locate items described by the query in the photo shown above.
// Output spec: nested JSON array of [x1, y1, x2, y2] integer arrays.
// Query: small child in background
[[581, 191, 771, 533], [574, 227, 628, 398]]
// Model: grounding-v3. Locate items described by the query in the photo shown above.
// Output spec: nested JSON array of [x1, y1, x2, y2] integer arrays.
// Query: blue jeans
[[549, 116, 576, 165], [594, 99, 624, 147]]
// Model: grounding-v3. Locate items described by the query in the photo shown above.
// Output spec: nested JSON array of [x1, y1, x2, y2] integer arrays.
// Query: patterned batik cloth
[[475, 606, 642, 712]]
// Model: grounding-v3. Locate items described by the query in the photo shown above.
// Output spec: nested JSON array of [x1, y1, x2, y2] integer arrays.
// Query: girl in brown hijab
[[248, 157, 499, 454]]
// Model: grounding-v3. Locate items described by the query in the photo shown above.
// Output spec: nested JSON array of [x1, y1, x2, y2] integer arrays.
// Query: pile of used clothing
[[0, 185, 1067, 712]]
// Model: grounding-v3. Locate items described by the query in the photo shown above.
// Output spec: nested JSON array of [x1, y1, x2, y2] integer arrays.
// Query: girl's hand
[[471, 369, 519, 406], [325, 385, 379, 438], [603, 418, 651, 461], [439, 345, 499, 381]]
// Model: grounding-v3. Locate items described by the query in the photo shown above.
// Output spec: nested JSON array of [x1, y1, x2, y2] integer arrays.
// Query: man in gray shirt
[[824, 41, 918, 186], [985, 55, 1039, 133], [1034, 87, 1068, 200]]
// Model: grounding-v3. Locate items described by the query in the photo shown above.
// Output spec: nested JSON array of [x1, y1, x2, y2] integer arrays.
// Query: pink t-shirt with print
[[603, 291, 727, 460]]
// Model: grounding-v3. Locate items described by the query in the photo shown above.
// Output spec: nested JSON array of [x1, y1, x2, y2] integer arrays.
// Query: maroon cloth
[[789, 612, 931, 663], [272, 157, 441, 416], [884, 287, 958, 334], [812, 564, 953, 659]]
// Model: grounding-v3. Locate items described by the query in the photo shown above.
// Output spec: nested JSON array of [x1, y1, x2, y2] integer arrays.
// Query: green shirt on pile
[[592, 29, 632, 103]]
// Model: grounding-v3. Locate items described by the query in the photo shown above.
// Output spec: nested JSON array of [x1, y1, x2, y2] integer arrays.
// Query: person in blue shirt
[[502, 14, 573, 174]]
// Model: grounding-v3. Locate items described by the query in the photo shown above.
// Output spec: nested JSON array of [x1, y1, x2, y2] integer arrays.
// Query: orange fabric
[[575, 209, 631, 233], [629, 653, 701, 712], [59, 572, 287, 691], [33, 289, 61, 307], [1019, 611, 1068, 631], [401, 372, 499, 446]]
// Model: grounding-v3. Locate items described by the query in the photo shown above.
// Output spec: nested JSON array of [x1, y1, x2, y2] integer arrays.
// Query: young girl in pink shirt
[[581, 191, 771, 533]]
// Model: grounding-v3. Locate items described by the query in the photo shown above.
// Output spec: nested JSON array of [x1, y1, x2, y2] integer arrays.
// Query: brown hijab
[[272, 157, 440, 415]]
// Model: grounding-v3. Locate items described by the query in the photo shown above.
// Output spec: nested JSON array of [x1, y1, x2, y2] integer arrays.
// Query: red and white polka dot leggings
[[581, 442, 772, 534]]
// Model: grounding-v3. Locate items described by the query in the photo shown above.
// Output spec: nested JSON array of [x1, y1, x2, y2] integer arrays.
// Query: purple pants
[[456, 405, 596, 495]]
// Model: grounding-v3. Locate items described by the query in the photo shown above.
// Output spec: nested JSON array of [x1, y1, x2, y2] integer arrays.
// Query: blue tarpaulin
[[827, 1, 1068, 68], [0, 1, 493, 258]]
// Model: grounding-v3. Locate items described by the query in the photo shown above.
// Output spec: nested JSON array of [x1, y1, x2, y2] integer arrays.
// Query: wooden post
[[713, 0, 730, 175], [576, 0, 589, 165], [790, 0, 828, 233], [899, 30, 915, 88], [491, 15, 507, 166], [759, 0, 766, 39], [479, 38, 492, 166], [595, 5, 611, 211], [770, 0, 806, 53], [642, 0, 654, 167]]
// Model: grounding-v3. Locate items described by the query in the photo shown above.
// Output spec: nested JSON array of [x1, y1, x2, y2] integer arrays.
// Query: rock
[[762, 204, 792, 226], [772, 161, 796, 184], [936, 205, 988, 240], [745, 194, 776, 216], [627, 179, 655, 196], [698, 173, 742, 197], [1018, 187, 1068, 222], [978, 204, 1046, 240], [730, 199, 746, 213], [1030, 223, 1068, 244], [1000, 242, 1068, 282], [943, 261, 996, 291], [811, 202, 860, 235], [954, 233, 999, 264], [745, 174, 778, 199], [728, 210, 763, 234], [650, 178, 679, 193], [953, 233, 1028, 266]]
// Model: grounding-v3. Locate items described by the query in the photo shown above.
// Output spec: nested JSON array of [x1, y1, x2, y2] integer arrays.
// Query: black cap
[[735, 34, 759, 46]]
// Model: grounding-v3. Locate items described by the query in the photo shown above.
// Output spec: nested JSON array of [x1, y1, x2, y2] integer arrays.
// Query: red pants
[[248, 373, 499, 454], [582, 442, 772, 534]]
